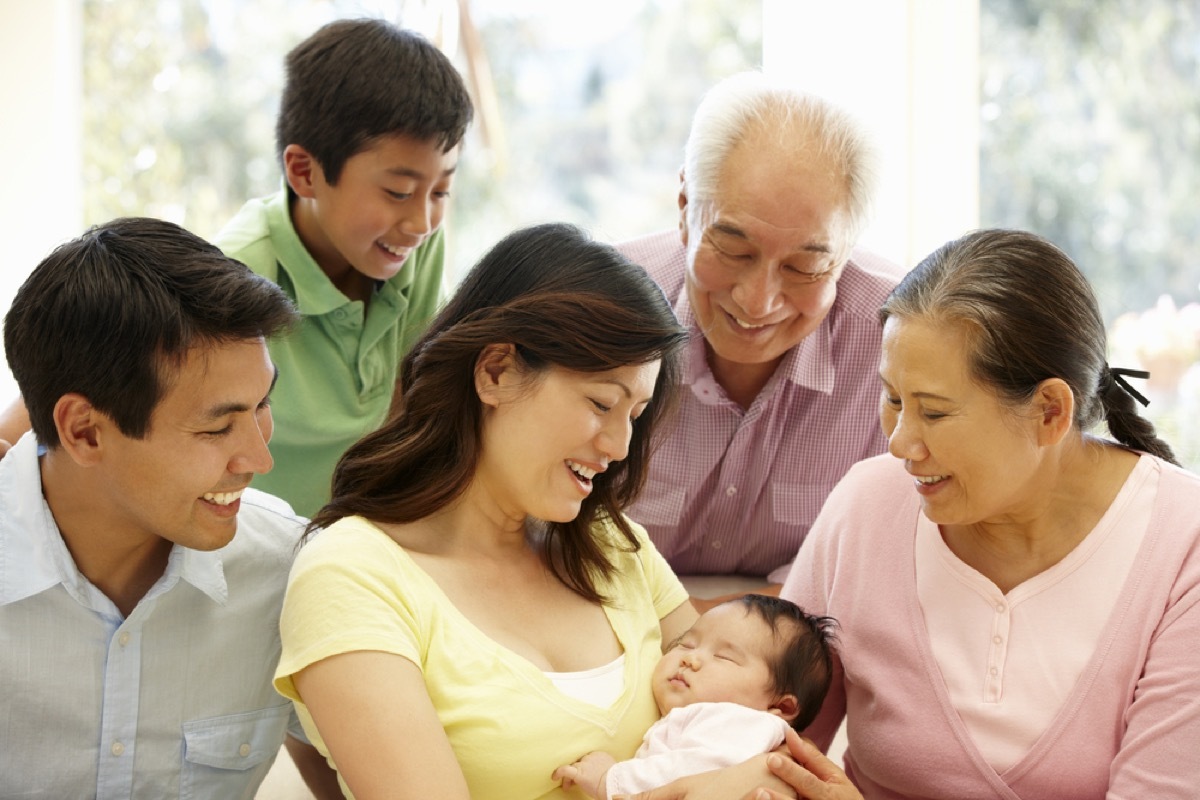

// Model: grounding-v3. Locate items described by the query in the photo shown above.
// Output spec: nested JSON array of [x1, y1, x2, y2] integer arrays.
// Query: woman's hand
[[752, 729, 863, 800]]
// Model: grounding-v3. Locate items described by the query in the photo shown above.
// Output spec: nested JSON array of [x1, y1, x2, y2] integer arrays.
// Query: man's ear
[[53, 394, 105, 466], [283, 143, 321, 199], [474, 343, 520, 408], [1034, 378, 1075, 447], [677, 169, 690, 249], [769, 693, 800, 724]]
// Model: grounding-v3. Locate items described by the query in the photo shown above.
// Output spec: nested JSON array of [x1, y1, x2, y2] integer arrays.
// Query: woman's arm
[[0, 396, 30, 456], [658, 599, 699, 650], [618, 731, 863, 800], [293, 650, 470, 800], [614, 753, 797, 800]]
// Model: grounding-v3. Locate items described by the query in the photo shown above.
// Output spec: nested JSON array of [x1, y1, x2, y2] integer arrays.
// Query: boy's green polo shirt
[[215, 190, 445, 518]]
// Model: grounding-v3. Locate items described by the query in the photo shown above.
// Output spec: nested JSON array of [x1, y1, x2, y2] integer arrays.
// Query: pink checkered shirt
[[619, 230, 905, 582]]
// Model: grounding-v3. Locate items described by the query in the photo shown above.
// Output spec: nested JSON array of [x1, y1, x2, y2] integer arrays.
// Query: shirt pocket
[[630, 485, 688, 527], [769, 481, 835, 527], [180, 704, 290, 800]]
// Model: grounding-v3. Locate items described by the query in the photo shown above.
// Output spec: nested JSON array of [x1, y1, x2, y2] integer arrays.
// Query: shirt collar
[[0, 434, 229, 608], [676, 288, 838, 402], [263, 189, 412, 317]]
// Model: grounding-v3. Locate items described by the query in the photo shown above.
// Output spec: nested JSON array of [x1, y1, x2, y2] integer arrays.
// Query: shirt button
[[239, 743, 252, 757], [990, 667, 999, 676], [118, 632, 131, 647], [993, 635, 1002, 644], [712, 541, 723, 550], [111, 741, 125, 756], [995, 602, 1006, 613], [725, 486, 737, 496]]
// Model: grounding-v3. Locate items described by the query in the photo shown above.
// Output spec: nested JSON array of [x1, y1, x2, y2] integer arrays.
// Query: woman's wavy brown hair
[[309, 223, 688, 602]]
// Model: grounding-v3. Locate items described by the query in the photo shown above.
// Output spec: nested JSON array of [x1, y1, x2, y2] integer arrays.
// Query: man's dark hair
[[276, 18, 474, 195], [4, 217, 297, 448], [734, 594, 839, 731]]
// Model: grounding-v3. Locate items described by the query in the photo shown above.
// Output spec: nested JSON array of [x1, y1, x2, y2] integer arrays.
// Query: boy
[[216, 18, 474, 516], [554, 595, 837, 799]]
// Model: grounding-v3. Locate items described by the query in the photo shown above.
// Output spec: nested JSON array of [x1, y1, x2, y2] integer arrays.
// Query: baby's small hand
[[553, 762, 583, 790]]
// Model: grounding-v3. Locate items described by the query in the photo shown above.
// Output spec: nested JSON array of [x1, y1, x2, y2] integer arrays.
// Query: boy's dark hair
[[734, 594, 839, 731], [4, 217, 297, 449], [276, 18, 474, 196]]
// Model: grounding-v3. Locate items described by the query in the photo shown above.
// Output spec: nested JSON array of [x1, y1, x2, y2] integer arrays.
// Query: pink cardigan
[[783, 453, 1200, 799]]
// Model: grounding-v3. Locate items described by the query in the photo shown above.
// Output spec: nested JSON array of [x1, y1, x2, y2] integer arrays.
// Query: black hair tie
[[1107, 366, 1151, 407]]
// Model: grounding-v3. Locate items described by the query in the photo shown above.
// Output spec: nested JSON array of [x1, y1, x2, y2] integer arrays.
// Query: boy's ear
[[474, 344, 519, 408], [283, 144, 321, 199], [53, 394, 105, 467], [769, 694, 800, 724]]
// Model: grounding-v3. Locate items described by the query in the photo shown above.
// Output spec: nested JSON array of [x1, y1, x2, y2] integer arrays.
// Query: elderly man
[[0, 218, 338, 798], [621, 73, 905, 603]]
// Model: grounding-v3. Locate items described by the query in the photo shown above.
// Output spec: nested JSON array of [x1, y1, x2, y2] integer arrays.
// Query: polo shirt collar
[[263, 190, 414, 317], [672, 285, 837, 398], [0, 435, 228, 609]]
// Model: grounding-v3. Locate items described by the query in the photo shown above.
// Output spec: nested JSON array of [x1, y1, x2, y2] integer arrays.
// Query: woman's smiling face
[[878, 315, 1046, 527], [475, 358, 660, 525]]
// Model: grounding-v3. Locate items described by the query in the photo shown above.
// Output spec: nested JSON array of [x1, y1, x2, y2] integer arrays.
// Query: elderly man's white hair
[[682, 71, 880, 248]]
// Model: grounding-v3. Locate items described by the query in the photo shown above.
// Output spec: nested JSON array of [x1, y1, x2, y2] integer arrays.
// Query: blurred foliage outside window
[[979, 0, 1200, 468], [81, 0, 762, 276], [82, 0, 1198, 468]]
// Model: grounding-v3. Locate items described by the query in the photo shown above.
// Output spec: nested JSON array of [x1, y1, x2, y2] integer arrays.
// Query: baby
[[554, 594, 837, 799]]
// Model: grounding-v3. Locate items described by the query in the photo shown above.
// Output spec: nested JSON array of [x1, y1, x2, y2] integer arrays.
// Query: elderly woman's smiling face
[[878, 315, 1048, 527]]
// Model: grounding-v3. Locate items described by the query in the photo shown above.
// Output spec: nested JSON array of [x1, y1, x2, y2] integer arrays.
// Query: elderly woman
[[771, 229, 1200, 799]]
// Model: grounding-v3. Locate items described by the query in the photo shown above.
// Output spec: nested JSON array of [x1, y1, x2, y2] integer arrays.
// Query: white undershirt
[[545, 653, 626, 707], [916, 456, 1157, 771]]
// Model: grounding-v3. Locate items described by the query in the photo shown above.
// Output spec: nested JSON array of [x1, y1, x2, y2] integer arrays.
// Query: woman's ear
[[769, 693, 800, 724], [1034, 377, 1075, 447], [474, 343, 519, 408]]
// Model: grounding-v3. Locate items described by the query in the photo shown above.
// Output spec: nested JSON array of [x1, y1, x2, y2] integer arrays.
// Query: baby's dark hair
[[732, 594, 838, 731]]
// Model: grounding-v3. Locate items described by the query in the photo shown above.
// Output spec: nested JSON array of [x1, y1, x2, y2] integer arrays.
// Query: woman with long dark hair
[[274, 223, 702, 799]]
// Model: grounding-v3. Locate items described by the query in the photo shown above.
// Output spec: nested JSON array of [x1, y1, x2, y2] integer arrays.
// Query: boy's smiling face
[[285, 133, 459, 303]]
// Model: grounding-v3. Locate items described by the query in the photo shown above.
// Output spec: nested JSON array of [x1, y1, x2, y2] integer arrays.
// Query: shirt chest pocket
[[181, 704, 290, 799]]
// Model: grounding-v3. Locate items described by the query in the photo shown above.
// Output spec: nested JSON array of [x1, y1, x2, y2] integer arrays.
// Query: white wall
[[0, 0, 83, 399], [762, 0, 980, 269]]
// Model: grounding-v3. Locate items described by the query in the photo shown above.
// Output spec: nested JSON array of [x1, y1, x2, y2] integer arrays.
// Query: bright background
[[2, 0, 1198, 467]]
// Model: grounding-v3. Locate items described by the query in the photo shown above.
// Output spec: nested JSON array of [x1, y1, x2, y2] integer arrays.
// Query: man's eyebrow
[[708, 221, 834, 254], [200, 367, 279, 421], [708, 221, 750, 240]]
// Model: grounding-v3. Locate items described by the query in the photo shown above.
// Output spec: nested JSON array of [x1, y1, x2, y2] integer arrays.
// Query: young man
[[620, 73, 906, 605], [216, 19, 474, 516], [0, 218, 336, 797]]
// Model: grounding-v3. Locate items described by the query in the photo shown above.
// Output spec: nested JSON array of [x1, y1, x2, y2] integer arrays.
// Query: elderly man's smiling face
[[680, 132, 853, 401]]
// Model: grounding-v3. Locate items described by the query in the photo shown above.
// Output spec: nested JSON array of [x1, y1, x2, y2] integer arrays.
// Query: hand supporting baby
[[554, 750, 619, 800]]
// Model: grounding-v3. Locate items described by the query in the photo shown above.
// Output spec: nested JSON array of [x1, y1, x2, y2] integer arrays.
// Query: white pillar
[[0, 0, 83, 398], [762, 0, 979, 269]]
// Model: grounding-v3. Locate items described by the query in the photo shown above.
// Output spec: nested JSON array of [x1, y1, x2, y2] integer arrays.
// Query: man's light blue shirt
[[0, 433, 307, 799]]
